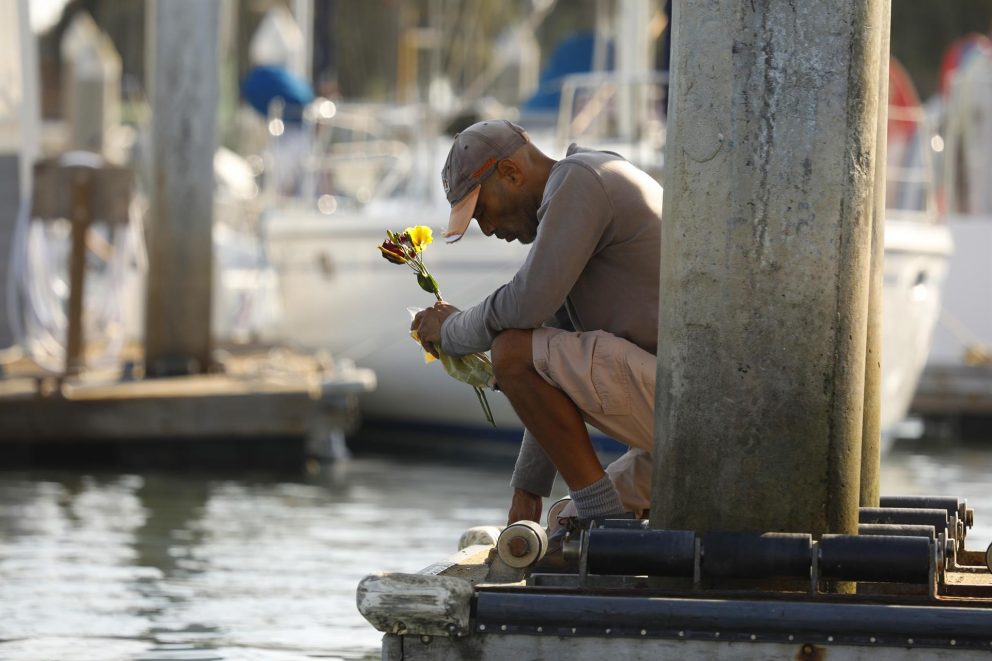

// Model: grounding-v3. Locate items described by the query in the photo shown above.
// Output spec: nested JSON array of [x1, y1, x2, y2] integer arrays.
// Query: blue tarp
[[522, 32, 615, 113], [241, 65, 315, 122]]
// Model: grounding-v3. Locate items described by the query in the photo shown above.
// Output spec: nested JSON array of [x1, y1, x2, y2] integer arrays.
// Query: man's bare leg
[[492, 329, 603, 488], [492, 329, 625, 522]]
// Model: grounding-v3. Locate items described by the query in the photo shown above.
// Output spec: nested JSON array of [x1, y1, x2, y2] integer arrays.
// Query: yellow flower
[[405, 225, 434, 252]]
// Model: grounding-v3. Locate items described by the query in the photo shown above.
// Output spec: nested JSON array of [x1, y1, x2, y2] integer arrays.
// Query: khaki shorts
[[533, 327, 656, 515], [532, 327, 656, 451]]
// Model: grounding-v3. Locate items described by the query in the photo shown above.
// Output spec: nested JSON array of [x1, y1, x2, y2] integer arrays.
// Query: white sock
[[569, 474, 625, 520]]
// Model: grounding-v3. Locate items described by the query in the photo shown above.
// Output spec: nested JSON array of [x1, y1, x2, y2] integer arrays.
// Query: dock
[[0, 2, 379, 465], [911, 365, 992, 438], [0, 344, 375, 462], [359, 499, 992, 660]]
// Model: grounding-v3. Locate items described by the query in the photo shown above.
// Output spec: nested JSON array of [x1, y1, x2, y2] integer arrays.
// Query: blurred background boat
[[911, 34, 992, 439]]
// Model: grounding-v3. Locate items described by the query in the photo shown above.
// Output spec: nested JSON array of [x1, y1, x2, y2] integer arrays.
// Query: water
[[0, 444, 990, 661], [0, 455, 515, 661]]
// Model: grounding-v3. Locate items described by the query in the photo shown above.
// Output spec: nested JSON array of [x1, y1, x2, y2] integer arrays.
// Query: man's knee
[[491, 329, 533, 386]]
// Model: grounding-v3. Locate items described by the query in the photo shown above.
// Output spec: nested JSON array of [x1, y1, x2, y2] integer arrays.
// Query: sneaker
[[549, 511, 637, 543]]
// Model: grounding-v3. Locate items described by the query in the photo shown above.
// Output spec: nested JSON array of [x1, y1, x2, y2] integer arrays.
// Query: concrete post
[[144, 0, 219, 377], [1, 0, 39, 350], [651, 0, 887, 536], [860, 1, 891, 508]]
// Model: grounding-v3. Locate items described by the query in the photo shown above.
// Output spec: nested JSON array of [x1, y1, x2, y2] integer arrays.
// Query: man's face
[[472, 167, 539, 244]]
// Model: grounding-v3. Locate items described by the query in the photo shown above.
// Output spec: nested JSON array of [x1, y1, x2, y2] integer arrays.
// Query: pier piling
[[860, 0, 892, 508], [144, 0, 220, 377], [651, 0, 889, 536]]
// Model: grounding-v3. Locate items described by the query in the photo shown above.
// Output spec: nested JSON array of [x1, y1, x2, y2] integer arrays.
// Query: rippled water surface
[[0, 443, 990, 660]]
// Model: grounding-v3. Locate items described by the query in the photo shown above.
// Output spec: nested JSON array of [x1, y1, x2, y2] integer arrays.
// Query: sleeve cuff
[[509, 429, 558, 497]]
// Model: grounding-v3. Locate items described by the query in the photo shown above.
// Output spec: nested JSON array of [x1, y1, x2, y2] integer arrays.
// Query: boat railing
[[554, 70, 931, 221], [556, 70, 669, 178], [886, 103, 938, 222], [261, 98, 416, 214]]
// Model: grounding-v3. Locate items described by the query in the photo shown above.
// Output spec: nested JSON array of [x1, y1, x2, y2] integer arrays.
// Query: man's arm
[[508, 489, 543, 525], [505, 306, 572, 523], [507, 428, 558, 523], [439, 162, 614, 356]]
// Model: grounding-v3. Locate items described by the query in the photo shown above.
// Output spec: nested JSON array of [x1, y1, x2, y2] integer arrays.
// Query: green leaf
[[417, 273, 439, 295]]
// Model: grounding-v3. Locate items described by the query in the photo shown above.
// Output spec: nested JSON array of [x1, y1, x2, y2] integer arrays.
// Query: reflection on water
[[0, 444, 990, 660], [0, 457, 512, 661]]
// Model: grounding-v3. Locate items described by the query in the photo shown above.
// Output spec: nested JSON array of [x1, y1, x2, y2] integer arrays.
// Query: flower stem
[[474, 386, 495, 427]]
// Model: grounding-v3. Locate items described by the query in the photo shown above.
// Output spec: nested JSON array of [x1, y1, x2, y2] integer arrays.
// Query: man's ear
[[497, 158, 524, 186]]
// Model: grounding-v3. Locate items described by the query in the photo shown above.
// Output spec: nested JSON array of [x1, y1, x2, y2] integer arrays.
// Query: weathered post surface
[[651, 0, 888, 536], [144, 0, 219, 377], [860, 0, 892, 508]]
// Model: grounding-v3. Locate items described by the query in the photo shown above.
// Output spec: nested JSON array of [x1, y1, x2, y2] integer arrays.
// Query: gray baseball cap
[[441, 119, 530, 242]]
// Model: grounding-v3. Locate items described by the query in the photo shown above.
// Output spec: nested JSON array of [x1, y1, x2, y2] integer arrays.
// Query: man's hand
[[507, 488, 543, 525], [410, 301, 459, 357]]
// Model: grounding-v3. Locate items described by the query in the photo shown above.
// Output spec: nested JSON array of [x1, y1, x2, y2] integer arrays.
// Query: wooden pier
[[912, 365, 992, 416], [0, 344, 375, 457]]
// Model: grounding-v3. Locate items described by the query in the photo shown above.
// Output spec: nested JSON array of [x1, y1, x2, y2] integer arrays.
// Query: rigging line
[[938, 307, 990, 352]]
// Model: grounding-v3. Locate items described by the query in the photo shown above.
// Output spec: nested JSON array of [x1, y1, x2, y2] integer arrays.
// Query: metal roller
[[700, 532, 812, 579], [458, 525, 502, 550], [818, 534, 932, 583], [858, 507, 949, 534], [880, 495, 973, 528], [496, 520, 548, 568], [857, 523, 936, 540], [585, 528, 695, 577], [545, 497, 572, 537], [599, 518, 649, 530]]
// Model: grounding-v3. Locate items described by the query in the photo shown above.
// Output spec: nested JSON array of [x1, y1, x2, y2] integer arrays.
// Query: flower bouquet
[[379, 226, 496, 426]]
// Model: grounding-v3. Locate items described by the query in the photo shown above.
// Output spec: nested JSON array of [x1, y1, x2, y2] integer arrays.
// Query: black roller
[[819, 534, 931, 583], [881, 495, 974, 530], [700, 532, 811, 579], [586, 528, 695, 577], [599, 518, 650, 530], [858, 507, 948, 533], [857, 523, 935, 540], [880, 495, 963, 518]]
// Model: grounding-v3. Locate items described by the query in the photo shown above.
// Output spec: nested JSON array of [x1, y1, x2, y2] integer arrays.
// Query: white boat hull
[[880, 219, 953, 440]]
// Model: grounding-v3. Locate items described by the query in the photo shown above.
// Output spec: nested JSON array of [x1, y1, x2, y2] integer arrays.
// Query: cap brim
[[443, 186, 480, 243]]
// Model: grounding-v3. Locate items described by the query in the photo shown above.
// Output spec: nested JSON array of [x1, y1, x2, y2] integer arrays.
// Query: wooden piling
[[31, 159, 133, 375], [144, 0, 220, 377], [860, 0, 892, 508]]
